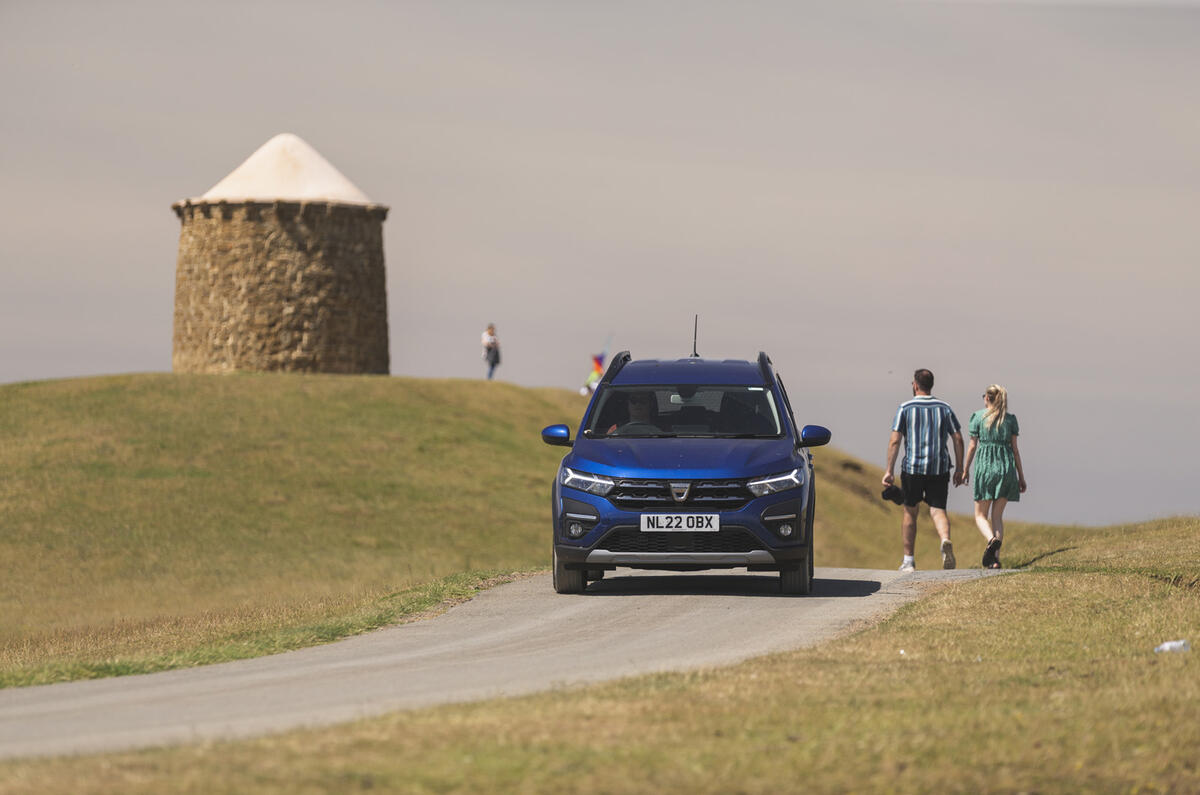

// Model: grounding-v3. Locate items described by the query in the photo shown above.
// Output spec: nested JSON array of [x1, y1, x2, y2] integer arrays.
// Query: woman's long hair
[[984, 384, 1008, 430]]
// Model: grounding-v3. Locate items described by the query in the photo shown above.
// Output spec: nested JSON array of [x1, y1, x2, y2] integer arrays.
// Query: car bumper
[[584, 549, 777, 566], [553, 486, 810, 571]]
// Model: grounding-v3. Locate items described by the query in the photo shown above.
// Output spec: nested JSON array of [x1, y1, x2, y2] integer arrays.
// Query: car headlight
[[560, 467, 615, 496], [747, 468, 803, 497]]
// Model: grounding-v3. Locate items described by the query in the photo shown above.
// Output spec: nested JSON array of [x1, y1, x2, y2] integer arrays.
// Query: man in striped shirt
[[883, 369, 964, 571]]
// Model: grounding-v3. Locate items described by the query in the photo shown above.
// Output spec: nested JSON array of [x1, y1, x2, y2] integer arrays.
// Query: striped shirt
[[892, 396, 962, 475]]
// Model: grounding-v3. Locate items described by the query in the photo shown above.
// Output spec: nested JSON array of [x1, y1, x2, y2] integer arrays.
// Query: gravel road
[[0, 567, 994, 760]]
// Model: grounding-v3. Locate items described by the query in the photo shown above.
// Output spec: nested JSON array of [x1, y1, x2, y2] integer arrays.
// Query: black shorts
[[901, 472, 950, 510]]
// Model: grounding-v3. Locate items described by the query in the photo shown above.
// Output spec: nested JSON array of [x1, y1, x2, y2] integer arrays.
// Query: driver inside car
[[607, 391, 660, 435]]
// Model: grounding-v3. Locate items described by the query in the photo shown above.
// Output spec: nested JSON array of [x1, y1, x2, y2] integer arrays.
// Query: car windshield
[[584, 385, 783, 438]]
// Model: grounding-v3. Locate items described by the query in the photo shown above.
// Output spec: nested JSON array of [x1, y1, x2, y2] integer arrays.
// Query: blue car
[[541, 351, 831, 594]]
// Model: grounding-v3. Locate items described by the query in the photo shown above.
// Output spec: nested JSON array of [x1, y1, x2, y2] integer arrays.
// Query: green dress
[[968, 410, 1020, 502]]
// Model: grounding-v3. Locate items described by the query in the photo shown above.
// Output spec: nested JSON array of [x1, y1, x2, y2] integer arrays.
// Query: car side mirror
[[541, 424, 573, 447], [798, 424, 831, 448]]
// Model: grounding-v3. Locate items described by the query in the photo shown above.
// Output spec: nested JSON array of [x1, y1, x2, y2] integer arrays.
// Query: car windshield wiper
[[715, 433, 780, 438], [619, 432, 678, 438]]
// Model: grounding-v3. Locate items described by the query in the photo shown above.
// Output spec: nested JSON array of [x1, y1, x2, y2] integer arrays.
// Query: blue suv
[[541, 351, 831, 594]]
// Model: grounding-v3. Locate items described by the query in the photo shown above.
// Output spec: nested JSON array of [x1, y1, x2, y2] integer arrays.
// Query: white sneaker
[[898, 560, 916, 573], [941, 539, 956, 570]]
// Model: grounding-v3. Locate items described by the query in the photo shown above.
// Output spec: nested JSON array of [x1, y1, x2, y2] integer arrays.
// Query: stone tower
[[171, 133, 390, 374]]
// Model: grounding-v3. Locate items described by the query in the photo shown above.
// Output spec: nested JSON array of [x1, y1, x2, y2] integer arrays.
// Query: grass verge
[[0, 570, 527, 689], [1, 518, 1195, 793]]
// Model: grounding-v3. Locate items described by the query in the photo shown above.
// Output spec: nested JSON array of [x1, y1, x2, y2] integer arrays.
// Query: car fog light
[[567, 521, 586, 538], [778, 523, 794, 538]]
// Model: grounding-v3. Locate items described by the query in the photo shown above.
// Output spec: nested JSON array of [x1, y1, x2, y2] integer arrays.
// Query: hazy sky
[[2, 1, 1197, 525]]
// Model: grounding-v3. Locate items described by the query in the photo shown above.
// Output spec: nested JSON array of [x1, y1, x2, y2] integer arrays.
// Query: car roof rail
[[757, 351, 774, 382], [601, 350, 632, 384]]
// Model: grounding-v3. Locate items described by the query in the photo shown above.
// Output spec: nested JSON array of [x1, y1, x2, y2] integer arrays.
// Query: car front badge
[[670, 482, 692, 502]]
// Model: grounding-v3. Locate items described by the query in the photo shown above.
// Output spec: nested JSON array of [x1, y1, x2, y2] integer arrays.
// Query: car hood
[[567, 437, 798, 481]]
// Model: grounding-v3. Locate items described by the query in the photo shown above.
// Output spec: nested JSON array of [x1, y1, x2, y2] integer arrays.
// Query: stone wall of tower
[[172, 200, 390, 375]]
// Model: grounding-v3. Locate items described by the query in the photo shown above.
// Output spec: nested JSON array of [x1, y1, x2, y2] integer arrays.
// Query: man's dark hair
[[914, 369, 934, 392]]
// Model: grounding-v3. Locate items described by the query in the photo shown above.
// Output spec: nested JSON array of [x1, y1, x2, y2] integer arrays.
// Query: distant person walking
[[882, 369, 965, 572], [481, 324, 501, 380], [962, 384, 1026, 569]]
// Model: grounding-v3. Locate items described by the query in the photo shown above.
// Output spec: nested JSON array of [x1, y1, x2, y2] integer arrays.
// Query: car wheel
[[780, 562, 812, 595], [553, 546, 586, 594], [806, 484, 816, 583]]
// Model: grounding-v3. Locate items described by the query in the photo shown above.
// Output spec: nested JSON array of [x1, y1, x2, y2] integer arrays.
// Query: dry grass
[[0, 373, 900, 686], [811, 445, 999, 572], [3, 518, 1195, 794], [0, 374, 585, 684], [1007, 516, 1200, 587], [6, 373, 1193, 791], [0, 571, 529, 687]]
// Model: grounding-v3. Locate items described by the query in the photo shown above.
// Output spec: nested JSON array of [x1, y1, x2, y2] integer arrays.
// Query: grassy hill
[[0, 372, 937, 686], [2, 375, 1197, 791]]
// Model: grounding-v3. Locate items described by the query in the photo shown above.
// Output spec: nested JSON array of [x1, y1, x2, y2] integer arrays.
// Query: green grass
[[1, 518, 1195, 793]]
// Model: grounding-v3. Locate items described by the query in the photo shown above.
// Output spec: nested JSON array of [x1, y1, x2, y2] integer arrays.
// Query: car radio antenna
[[691, 314, 700, 357]]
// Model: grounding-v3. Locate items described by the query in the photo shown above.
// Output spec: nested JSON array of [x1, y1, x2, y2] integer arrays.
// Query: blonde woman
[[962, 385, 1026, 568]]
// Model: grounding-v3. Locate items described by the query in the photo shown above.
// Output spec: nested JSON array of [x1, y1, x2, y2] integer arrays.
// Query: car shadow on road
[[583, 574, 881, 598]]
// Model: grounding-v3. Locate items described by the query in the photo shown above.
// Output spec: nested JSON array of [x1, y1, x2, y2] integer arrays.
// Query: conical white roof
[[195, 133, 374, 205]]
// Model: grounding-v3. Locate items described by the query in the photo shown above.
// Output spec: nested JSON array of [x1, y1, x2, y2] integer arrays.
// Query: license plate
[[639, 514, 719, 532]]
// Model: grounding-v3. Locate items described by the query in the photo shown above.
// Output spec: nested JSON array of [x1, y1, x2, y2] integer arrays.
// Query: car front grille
[[597, 525, 766, 554], [607, 479, 750, 510]]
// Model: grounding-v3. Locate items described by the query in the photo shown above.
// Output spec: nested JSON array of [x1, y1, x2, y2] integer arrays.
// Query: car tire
[[553, 546, 586, 594], [806, 484, 816, 584], [779, 565, 811, 595]]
